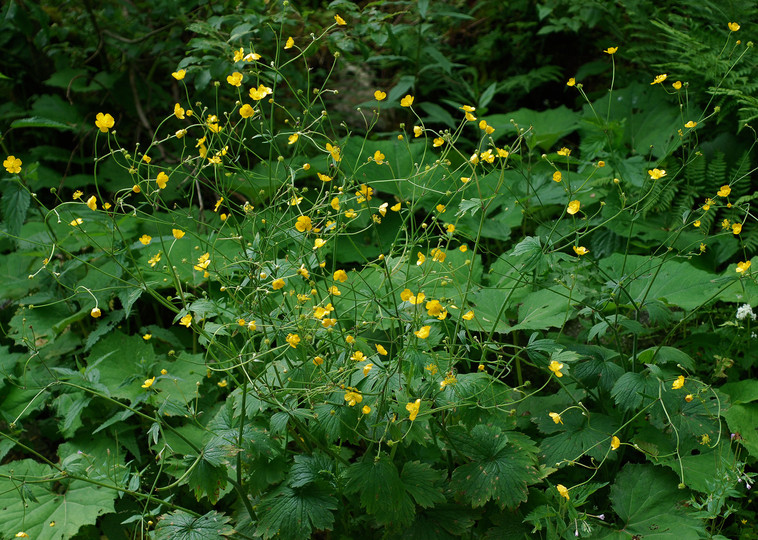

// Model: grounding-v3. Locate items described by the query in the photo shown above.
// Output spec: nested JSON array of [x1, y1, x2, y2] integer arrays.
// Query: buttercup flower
[[285, 37, 295, 49], [650, 74, 667, 85], [414, 326, 431, 339], [604, 46, 618, 54], [733, 223, 742, 235], [70, 218, 83, 227], [548, 360, 564, 377], [90, 307, 101, 318], [141, 377, 156, 389], [286, 333, 301, 348], [556, 484, 570, 500], [344, 390, 362, 406], [3, 155, 22, 174], [400, 95, 414, 107], [362, 405, 371, 414], [179, 313, 192, 327], [326, 143, 341, 162], [672, 375, 685, 390], [549, 412, 563, 424], [334, 14, 347, 25], [717, 185, 731, 197], [139, 234, 152, 245], [86, 195, 97, 210], [249, 84, 273, 101], [288, 133, 299, 145], [172, 69, 186, 80], [566, 78, 576, 87], [557, 147, 571, 156], [433, 137, 444, 147], [684, 120, 697, 128], [227, 72, 243, 87], [374, 90, 386, 101], [272, 278, 286, 290], [573, 246, 589, 256], [334, 269, 348, 282], [552, 171, 562, 183], [376, 344, 388, 356], [95, 112, 115, 133], [462, 310, 474, 320], [648, 168, 666, 180], [295, 215, 313, 232], [567, 200, 580, 215], [156, 172, 169, 189], [239, 104, 255, 118], [172, 229, 185, 239], [736, 261, 751, 274], [611, 436, 620, 450], [406, 399, 421, 421], [672, 81, 682, 90], [728, 22, 740, 32]]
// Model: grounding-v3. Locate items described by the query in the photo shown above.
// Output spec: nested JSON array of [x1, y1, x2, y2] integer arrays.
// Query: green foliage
[[1, 1, 757, 539]]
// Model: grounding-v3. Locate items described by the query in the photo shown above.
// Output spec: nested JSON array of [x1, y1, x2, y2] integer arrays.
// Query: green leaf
[[154, 510, 234, 539], [487, 106, 580, 151], [344, 454, 415, 526], [185, 438, 231, 503], [448, 424, 539, 509], [610, 371, 659, 412], [0, 459, 116, 539], [605, 464, 706, 539], [539, 414, 618, 468], [255, 484, 338, 539], [1, 181, 30, 240], [637, 346, 695, 371], [400, 461, 446, 508], [722, 403, 758, 458], [288, 452, 334, 488], [720, 380, 758, 404], [10, 116, 75, 130]]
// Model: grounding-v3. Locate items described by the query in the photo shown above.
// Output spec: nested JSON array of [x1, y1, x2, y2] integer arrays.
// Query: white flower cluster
[[736, 304, 756, 321]]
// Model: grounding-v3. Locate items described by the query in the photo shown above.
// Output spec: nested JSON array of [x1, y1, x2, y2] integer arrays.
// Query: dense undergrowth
[[1, 1, 757, 539]]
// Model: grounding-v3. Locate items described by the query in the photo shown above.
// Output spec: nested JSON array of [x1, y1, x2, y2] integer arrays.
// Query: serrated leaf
[[400, 461, 446, 508], [0, 459, 116, 539], [344, 454, 415, 526], [154, 510, 234, 539], [448, 425, 539, 509], [1, 181, 30, 239], [637, 346, 695, 370], [185, 439, 231, 503], [289, 452, 334, 488], [539, 414, 618, 468], [255, 484, 337, 540], [606, 464, 706, 539], [610, 371, 659, 412]]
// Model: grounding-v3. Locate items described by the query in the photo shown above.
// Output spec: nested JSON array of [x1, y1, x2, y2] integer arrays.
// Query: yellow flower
[[648, 168, 666, 180], [728, 22, 740, 32], [733, 223, 742, 235], [460, 177, 470, 184], [4, 155, 22, 174], [446, 223, 455, 233], [172, 69, 186, 80], [552, 171, 562, 183], [90, 307, 101, 318], [566, 78, 576, 87], [459, 244, 468, 252], [479, 120, 495, 134], [567, 200, 580, 215], [478, 364, 485, 371], [287, 133, 299, 145], [272, 278, 286, 290], [139, 234, 151, 246], [86, 195, 97, 210], [179, 313, 192, 327], [736, 261, 751, 274], [286, 333, 301, 348], [416, 252, 426, 266], [351, 351, 365, 362], [685, 394, 693, 402], [556, 484, 570, 500], [672, 375, 685, 390], [326, 142, 341, 162], [132, 185, 141, 193], [284, 36, 295, 49], [239, 104, 255, 118], [172, 228, 185, 239], [334, 269, 348, 282], [699, 243, 706, 253], [717, 185, 731, 197], [249, 84, 273, 101], [362, 405, 371, 414], [346, 335, 355, 344], [549, 412, 563, 424], [406, 398, 421, 421], [334, 14, 347, 25], [702, 198, 713, 211], [225, 71, 243, 86], [156, 172, 169, 189], [425, 299, 448, 319], [142, 154, 151, 164], [376, 344, 388, 356], [148, 252, 161, 268], [70, 217, 83, 227], [295, 215, 313, 232], [548, 360, 564, 377], [344, 389, 362, 406], [313, 356, 324, 366], [432, 137, 444, 147], [611, 436, 620, 450], [328, 285, 341, 295], [462, 310, 474, 320], [175, 129, 186, 138], [557, 147, 571, 156], [413, 126, 423, 137], [722, 219, 731, 230], [15, 533, 30, 538], [672, 81, 682, 90], [379, 202, 388, 216], [143, 333, 152, 341], [374, 90, 386, 101], [651, 73, 667, 85], [141, 377, 156, 389], [684, 120, 697, 128], [217, 380, 227, 388], [414, 325, 431, 339], [573, 246, 589, 256], [356, 184, 373, 202], [400, 95, 414, 107], [497, 148, 509, 158], [248, 320, 257, 331], [391, 202, 402, 211], [604, 46, 618, 54], [95, 112, 115, 133], [73, 191, 83, 200]]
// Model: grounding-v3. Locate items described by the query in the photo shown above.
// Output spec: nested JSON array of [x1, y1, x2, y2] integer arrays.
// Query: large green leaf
[[154, 510, 234, 539], [255, 484, 338, 540], [448, 424, 539, 509], [0, 459, 116, 539], [540, 414, 618, 468], [597, 463, 706, 539], [1, 181, 30, 240], [487, 106, 580, 151], [722, 403, 758, 458], [343, 454, 415, 526]]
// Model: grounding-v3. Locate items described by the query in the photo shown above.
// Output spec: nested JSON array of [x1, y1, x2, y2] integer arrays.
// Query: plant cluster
[[1, 2, 757, 539]]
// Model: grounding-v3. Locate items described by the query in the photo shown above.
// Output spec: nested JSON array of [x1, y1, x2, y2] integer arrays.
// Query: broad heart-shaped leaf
[[448, 424, 540, 509], [154, 510, 234, 539], [603, 463, 706, 539], [185, 438, 232, 503], [343, 454, 415, 526], [610, 370, 660, 412], [0, 459, 115, 539], [255, 484, 338, 540]]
